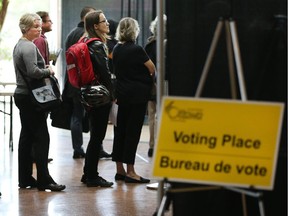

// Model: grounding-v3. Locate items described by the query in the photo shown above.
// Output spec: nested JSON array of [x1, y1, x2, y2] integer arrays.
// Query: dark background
[[166, 0, 287, 215]]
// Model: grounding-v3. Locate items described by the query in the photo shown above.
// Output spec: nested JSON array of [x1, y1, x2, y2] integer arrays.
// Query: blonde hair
[[19, 13, 41, 34], [115, 17, 140, 42], [149, 14, 167, 37]]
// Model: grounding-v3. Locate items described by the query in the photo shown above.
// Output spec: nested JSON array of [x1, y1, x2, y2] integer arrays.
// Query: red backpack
[[66, 37, 100, 88]]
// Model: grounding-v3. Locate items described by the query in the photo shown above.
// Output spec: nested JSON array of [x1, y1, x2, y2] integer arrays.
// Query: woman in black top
[[80, 10, 114, 187], [112, 17, 156, 183]]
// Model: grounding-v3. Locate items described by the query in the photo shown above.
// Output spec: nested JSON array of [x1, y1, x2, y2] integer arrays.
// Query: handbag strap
[[17, 63, 51, 91]]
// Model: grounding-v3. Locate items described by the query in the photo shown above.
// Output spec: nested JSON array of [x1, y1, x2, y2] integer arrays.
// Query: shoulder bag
[[19, 70, 62, 112]]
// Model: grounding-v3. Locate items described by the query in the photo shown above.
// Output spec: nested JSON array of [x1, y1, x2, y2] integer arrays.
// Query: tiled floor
[[0, 99, 173, 216]]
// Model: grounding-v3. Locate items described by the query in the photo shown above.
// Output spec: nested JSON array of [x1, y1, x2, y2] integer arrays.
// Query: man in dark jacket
[[63, 6, 112, 159]]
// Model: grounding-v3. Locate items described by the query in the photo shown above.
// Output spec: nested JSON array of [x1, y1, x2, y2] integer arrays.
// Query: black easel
[[196, 17, 265, 216], [155, 18, 266, 216]]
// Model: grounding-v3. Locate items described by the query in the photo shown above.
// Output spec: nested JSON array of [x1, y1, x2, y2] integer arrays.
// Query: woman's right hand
[[144, 59, 156, 76], [46, 65, 55, 76]]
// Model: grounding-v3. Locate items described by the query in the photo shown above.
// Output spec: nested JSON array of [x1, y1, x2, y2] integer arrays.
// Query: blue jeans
[[70, 97, 85, 154]]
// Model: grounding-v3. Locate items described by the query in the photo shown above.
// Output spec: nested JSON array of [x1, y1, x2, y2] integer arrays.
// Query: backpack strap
[[79, 37, 101, 44]]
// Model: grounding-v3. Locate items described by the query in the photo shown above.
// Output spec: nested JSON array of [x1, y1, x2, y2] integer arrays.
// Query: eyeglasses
[[98, 19, 108, 24]]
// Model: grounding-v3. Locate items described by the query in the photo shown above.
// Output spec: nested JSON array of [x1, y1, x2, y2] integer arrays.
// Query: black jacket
[[65, 21, 85, 50], [88, 39, 114, 100], [63, 21, 85, 98]]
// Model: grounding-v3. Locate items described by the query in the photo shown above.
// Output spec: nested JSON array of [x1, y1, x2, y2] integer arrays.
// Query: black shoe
[[81, 174, 87, 184], [19, 177, 37, 188], [33, 158, 53, 163], [86, 176, 113, 187], [73, 151, 86, 159], [38, 183, 66, 191], [148, 148, 153, 157], [115, 173, 126, 181], [125, 176, 150, 183], [99, 150, 112, 159]]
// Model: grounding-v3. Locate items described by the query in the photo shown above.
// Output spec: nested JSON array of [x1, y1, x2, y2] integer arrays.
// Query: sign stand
[[155, 18, 266, 216]]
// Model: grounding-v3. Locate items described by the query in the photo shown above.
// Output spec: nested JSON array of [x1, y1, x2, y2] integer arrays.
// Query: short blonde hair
[[149, 14, 167, 37], [115, 17, 140, 42], [19, 13, 41, 34]]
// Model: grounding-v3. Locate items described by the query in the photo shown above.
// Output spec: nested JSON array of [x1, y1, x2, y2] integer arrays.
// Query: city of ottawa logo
[[164, 101, 203, 122]]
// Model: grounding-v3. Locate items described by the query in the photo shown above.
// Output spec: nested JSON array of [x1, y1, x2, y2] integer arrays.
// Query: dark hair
[[36, 11, 49, 21], [80, 6, 96, 20], [108, 19, 118, 36], [85, 10, 108, 42]]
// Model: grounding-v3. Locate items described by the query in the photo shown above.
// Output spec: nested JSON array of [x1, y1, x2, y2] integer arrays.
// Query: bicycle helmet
[[80, 85, 110, 107]]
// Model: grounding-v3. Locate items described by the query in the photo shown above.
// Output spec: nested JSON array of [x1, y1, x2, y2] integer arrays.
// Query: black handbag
[[19, 69, 62, 112], [79, 85, 111, 108], [50, 99, 90, 133], [29, 76, 62, 112]]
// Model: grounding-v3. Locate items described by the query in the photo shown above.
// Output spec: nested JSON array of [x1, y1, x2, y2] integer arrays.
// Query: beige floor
[[0, 99, 173, 216]]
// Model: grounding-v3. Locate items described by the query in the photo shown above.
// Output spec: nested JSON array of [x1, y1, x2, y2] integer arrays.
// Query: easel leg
[[156, 180, 165, 212], [195, 18, 224, 97], [258, 193, 266, 216], [241, 193, 248, 216], [229, 20, 248, 101], [225, 20, 237, 99], [225, 187, 266, 216], [156, 194, 169, 216]]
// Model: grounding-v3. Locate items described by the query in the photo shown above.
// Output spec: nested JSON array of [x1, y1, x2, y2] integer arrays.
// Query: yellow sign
[[152, 97, 284, 190]]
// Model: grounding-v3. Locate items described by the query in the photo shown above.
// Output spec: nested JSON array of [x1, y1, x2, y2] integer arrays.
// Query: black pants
[[83, 103, 111, 179], [112, 102, 147, 165], [14, 94, 54, 186]]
